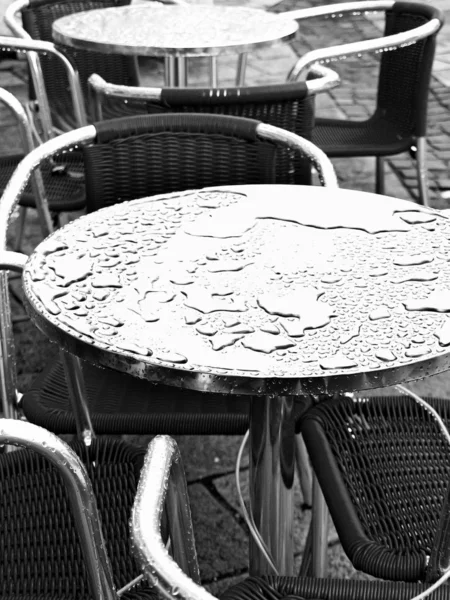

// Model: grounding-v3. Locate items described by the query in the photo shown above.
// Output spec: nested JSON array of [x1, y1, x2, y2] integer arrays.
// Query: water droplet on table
[[435, 318, 450, 346], [241, 331, 295, 353], [91, 274, 122, 288], [375, 349, 396, 362], [320, 354, 357, 369], [393, 254, 434, 266], [210, 333, 244, 351], [369, 306, 390, 320], [404, 290, 450, 312]]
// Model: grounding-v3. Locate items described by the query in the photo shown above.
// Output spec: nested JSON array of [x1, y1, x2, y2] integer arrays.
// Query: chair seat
[[0, 437, 155, 598], [0, 154, 85, 212], [21, 358, 250, 435], [221, 576, 449, 600], [21, 358, 309, 435], [313, 114, 414, 157]]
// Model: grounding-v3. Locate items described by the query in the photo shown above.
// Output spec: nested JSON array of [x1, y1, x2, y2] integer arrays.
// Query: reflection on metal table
[[52, 4, 299, 86], [21, 183, 450, 575]]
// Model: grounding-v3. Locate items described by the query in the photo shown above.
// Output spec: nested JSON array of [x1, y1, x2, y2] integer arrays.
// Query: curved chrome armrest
[[285, 2, 442, 80], [131, 435, 213, 600], [90, 65, 340, 100], [89, 73, 162, 101], [256, 123, 338, 188], [0, 419, 116, 600], [0, 125, 96, 251], [4, 0, 29, 38], [304, 64, 340, 93], [0, 35, 87, 128], [284, 0, 394, 22], [0, 251, 28, 272]]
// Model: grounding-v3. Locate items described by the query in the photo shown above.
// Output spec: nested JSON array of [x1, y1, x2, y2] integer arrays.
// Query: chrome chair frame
[[282, 0, 443, 207], [284, 1, 441, 81], [0, 33, 86, 140], [88, 64, 340, 121], [0, 85, 53, 239]]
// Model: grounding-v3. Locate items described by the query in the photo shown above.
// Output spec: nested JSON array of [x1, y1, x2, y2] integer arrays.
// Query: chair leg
[[311, 475, 329, 577], [13, 206, 27, 252], [415, 136, 430, 207], [295, 433, 312, 508], [375, 156, 385, 195]]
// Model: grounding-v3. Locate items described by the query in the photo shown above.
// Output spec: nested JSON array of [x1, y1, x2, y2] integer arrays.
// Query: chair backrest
[[301, 394, 450, 582], [82, 113, 328, 213], [21, 0, 139, 128], [137, 83, 315, 186], [377, 2, 441, 138]]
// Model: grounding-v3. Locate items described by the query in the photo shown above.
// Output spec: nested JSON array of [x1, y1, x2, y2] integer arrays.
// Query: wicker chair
[[0, 415, 159, 598], [0, 79, 85, 247], [4, 0, 181, 135], [87, 65, 339, 187], [283, 0, 444, 207], [300, 394, 450, 582], [0, 113, 336, 440], [128, 434, 450, 600]]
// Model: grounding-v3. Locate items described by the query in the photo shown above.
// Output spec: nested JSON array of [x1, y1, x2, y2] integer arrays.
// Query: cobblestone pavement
[[1, 0, 450, 593]]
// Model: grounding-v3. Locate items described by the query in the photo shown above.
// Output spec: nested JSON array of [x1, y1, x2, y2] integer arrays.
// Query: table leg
[[165, 57, 176, 87], [249, 395, 295, 575], [235, 53, 247, 87], [209, 57, 218, 87], [60, 351, 96, 447]]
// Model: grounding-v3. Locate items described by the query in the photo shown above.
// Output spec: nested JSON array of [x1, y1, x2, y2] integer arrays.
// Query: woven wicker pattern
[[21, 360, 309, 434], [0, 154, 85, 211], [101, 83, 314, 185], [313, 4, 439, 156], [21, 0, 139, 129], [301, 395, 450, 581], [0, 438, 145, 597], [84, 114, 279, 211], [22, 360, 250, 434], [221, 576, 450, 600]]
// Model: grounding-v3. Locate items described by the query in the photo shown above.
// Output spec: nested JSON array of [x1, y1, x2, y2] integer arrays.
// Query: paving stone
[[189, 483, 249, 583], [175, 435, 248, 482]]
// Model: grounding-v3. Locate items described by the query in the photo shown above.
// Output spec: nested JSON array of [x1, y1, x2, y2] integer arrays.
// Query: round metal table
[[22, 184, 450, 575], [52, 4, 299, 86]]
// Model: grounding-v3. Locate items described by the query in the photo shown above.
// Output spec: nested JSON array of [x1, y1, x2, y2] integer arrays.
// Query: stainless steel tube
[[249, 395, 296, 575]]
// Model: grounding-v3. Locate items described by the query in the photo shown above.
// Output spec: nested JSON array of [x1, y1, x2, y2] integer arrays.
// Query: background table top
[[52, 4, 298, 57], [22, 184, 450, 396]]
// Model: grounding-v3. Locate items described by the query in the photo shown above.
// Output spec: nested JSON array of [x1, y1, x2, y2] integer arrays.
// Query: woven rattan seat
[[0, 436, 158, 599], [309, 1, 444, 206], [300, 394, 450, 582], [221, 576, 450, 600], [11, 113, 335, 436]]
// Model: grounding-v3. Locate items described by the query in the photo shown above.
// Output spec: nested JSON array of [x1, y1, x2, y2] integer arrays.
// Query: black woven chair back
[[21, 0, 139, 127], [122, 82, 314, 185], [377, 2, 439, 139], [0, 439, 143, 596], [301, 395, 450, 581], [83, 113, 284, 212]]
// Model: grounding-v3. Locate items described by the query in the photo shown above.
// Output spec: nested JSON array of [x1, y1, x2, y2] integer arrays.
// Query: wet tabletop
[[22, 185, 450, 395], [52, 4, 298, 57]]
